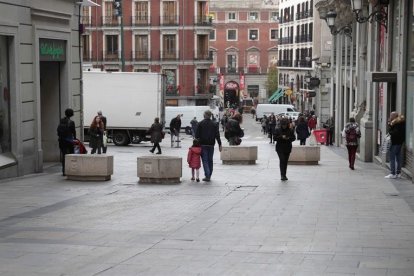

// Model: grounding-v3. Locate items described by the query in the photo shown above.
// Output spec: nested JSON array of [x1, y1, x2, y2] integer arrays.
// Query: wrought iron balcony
[[161, 15, 179, 26], [102, 16, 119, 27], [133, 51, 150, 61], [103, 51, 120, 61], [160, 50, 179, 61], [131, 15, 150, 26], [195, 16, 213, 26]]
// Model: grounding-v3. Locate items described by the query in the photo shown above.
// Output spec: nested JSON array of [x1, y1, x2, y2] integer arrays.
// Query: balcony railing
[[102, 16, 119, 26], [161, 15, 179, 26], [195, 51, 213, 61], [133, 50, 150, 61], [277, 60, 293, 67], [131, 15, 150, 26], [194, 16, 213, 26], [166, 85, 179, 96], [279, 37, 293, 45], [247, 66, 261, 74], [160, 50, 179, 61], [103, 51, 120, 61], [82, 51, 93, 62], [80, 16, 91, 25], [295, 34, 313, 43], [294, 60, 312, 68]]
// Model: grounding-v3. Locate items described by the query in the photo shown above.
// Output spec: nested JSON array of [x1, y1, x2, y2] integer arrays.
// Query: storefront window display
[[0, 36, 11, 154]]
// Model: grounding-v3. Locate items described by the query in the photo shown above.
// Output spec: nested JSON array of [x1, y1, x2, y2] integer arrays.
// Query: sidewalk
[[0, 117, 413, 275]]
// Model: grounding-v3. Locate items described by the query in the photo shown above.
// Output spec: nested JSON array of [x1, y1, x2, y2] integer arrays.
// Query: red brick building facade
[[81, 0, 213, 105], [209, 0, 279, 107]]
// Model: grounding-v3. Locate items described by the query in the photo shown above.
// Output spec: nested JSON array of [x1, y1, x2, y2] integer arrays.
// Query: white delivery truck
[[165, 106, 219, 135], [83, 71, 165, 146], [255, 104, 296, 121]]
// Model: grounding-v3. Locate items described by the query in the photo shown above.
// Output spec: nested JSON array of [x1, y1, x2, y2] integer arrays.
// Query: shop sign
[[39, 39, 66, 61]]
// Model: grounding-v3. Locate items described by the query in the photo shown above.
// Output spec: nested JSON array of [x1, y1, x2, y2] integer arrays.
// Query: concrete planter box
[[220, 146, 258, 165], [65, 154, 114, 181], [288, 146, 320, 165], [137, 156, 182, 184]]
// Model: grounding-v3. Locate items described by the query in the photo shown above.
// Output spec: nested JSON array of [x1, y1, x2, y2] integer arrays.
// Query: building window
[[249, 29, 259, 41], [270, 11, 279, 21], [227, 53, 237, 72], [0, 36, 11, 154], [162, 1, 177, 25], [134, 1, 148, 25], [134, 35, 148, 59], [82, 35, 90, 60], [227, 12, 236, 21], [227, 29, 237, 41], [162, 34, 176, 59], [106, 35, 118, 56], [270, 29, 278, 40], [209, 29, 216, 41], [249, 11, 259, 21], [165, 69, 177, 94]]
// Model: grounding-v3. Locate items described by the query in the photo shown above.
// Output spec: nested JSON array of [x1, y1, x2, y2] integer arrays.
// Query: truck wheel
[[185, 127, 192, 135], [113, 131, 130, 146]]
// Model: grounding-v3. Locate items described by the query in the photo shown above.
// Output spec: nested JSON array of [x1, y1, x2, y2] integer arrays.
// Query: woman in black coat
[[149, 117, 163, 154], [274, 118, 296, 181], [295, 116, 310, 145]]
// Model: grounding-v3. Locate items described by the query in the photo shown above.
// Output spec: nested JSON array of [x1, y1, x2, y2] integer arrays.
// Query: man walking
[[196, 110, 222, 182]]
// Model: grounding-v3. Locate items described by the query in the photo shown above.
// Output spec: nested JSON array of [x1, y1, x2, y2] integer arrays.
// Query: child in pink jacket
[[187, 139, 202, 182]]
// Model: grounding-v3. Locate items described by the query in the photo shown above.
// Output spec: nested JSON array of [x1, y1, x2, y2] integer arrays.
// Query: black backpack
[[346, 127, 358, 143]]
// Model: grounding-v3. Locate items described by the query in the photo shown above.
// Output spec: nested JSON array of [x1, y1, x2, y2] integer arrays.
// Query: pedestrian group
[[58, 106, 406, 182]]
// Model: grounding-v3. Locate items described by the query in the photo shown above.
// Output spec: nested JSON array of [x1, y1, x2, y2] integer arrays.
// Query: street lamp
[[351, 0, 389, 30], [325, 10, 352, 38]]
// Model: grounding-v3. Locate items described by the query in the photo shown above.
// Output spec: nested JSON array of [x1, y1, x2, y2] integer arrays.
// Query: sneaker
[[202, 177, 210, 182], [196, 178, 200, 182], [396, 173, 402, 179], [385, 174, 397, 179], [191, 177, 195, 181]]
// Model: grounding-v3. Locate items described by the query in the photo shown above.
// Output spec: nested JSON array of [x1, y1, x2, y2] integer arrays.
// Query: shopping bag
[[103, 133, 107, 147]]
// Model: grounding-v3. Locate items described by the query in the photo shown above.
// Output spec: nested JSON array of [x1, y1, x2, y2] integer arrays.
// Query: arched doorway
[[224, 81, 240, 108]]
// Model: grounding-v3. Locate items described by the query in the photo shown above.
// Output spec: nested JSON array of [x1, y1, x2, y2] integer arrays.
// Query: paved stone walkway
[[0, 117, 413, 275]]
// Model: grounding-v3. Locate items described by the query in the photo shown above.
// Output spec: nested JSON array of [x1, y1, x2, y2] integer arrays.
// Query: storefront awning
[[366, 72, 397, 83], [268, 88, 284, 103]]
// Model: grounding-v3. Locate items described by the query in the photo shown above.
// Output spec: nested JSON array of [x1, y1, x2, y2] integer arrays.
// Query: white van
[[165, 106, 219, 134], [255, 104, 296, 121]]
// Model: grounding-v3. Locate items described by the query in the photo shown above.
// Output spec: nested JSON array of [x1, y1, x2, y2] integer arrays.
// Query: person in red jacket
[[187, 139, 202, 182], [307, 115, 317, 131]]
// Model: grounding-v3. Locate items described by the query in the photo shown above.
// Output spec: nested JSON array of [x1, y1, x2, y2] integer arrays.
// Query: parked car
[[278, 112, 300, 121]]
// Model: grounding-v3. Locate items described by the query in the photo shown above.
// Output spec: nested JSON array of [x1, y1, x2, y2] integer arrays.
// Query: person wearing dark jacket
[[170, 115, 181, 147], [225, 113, 243, 145], [57, 108, 76, 176], [195, 110, 222, 182], [268, 113, 276, 143], [97, 110, 107, 153], [148, 117, 163, 154], [385, 112, 405, 179], [274, 118, 296, 181], [342, 117, 361, 170], [295, 116, 310, 145]]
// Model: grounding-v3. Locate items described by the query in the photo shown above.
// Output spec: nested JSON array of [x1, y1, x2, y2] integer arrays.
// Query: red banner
[[239, 72, 245, 91]]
